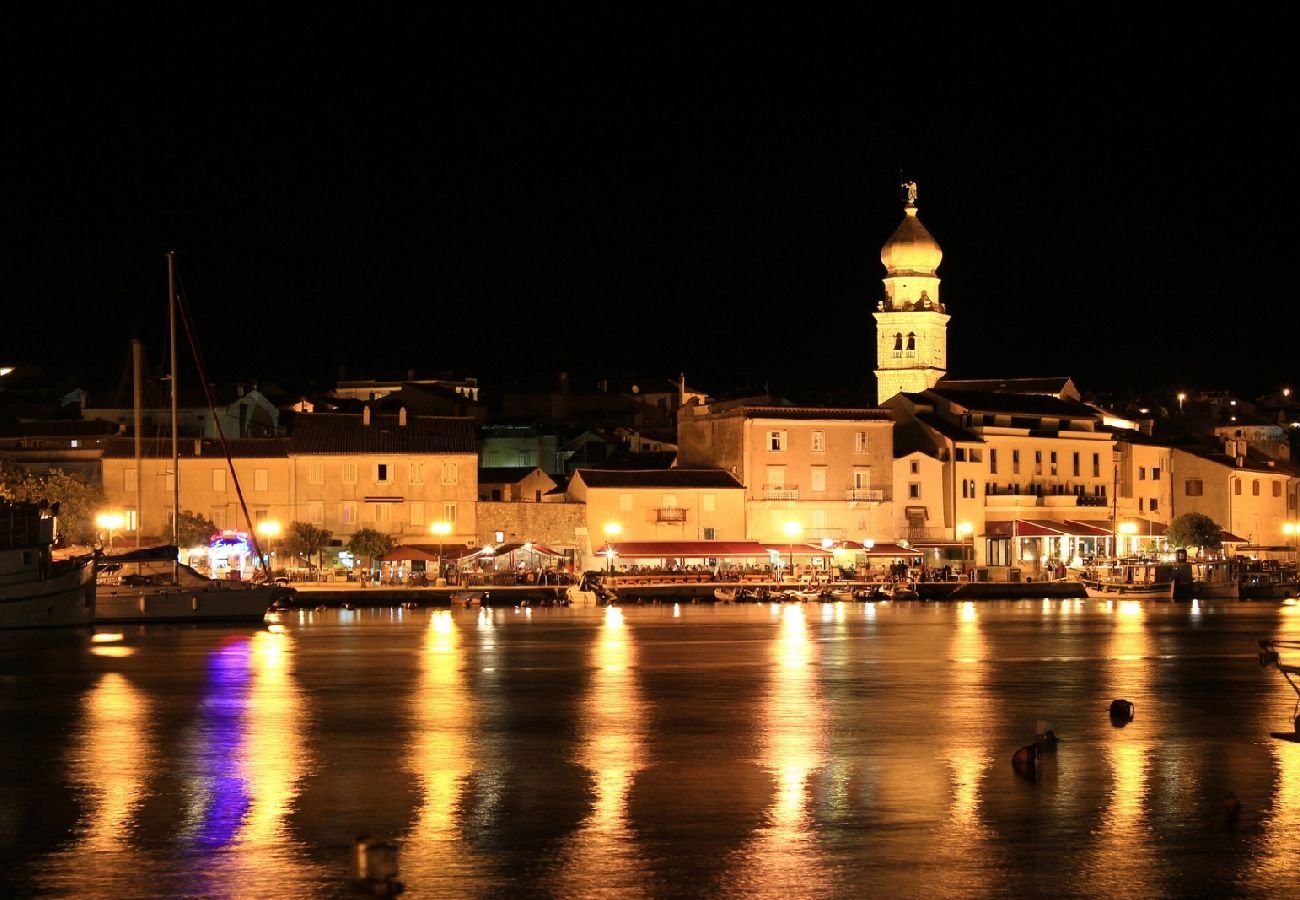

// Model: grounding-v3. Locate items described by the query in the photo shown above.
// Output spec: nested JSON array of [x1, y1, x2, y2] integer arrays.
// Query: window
[[1151, 467, 1161, 481], [1139, 467, 1146, 481], [768, 430, 787, 451], [212, 508, 226, 529], [811, 468, 826, 492], [255, 468, 268, 492], [855, 432, 869, 453], [409, 462, 425, 484], [1150, 498, 1159, 512], [1093, 453, 1100, 478], [1139, 498, 1145, 512], [662, 494, 678, 509], [124, 509, 137, 531], [703, 527, 716, 540], [1034, 450, 1043, 475], [1273, 482, 1282, 498], [1073, 452, 1080, 478], [308, 501, 324, 524], [969, 449, 983, 463], [989, 449, 998, 475], [767, 466, 785, 487], [409, 501, 424, 526], [211, 468, 225, 491], [376, 463, 391, 484], [908, 483, 922, 499], [853, 468, 871, 489], [440, 461, 458, 484], [1012, 449, 1020, 475], [811, 431, 825, 453], [1049, 451, 1058, 476], [309, 461, 324, 485], [619, 494, 633, 511], [892, 333, 903, 357], [811, 510, 828, 531], [1233, 478, 1242, 496], [124, 469, 137, 492], [910, 460, 920, 475], [342, 461, 357, 484], [1252, 480, 1261, 496], [375, 503, 392, 524], [906, 332, 916, 354], [442, 503, 457, 525], [955, 448, 966, 462], [703, 494, 716, 512], [1186, 479, 1204, 497], [341, 502, 357, 525]]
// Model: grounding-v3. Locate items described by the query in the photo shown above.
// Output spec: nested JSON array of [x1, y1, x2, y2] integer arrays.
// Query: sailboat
[[94, 252, 289, 623], [1, 498, 97, 629]]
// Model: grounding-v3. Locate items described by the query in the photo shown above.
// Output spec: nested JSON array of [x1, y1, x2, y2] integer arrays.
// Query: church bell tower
[[873, 182, 949, 404]]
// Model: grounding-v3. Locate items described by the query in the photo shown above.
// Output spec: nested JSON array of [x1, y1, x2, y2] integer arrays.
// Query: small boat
[[1239, 561, 1300, 600], [95, 545, 286, 624], [1179, 558, 1240, 600], [1078, 560, 1176, 599], [0, 499, 96, 629], [1257, 639, 1300, 740], [852, 585, 890, 602], [450, 591, 484, 608]]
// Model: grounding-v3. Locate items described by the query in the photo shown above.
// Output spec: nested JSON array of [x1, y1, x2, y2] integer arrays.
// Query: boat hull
[[94, 583, 278, 623], [0, 559, 96, 629], [1082, 579, 1174, 600]]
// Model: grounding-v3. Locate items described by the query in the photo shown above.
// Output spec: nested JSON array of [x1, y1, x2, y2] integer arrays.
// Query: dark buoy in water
[[1224, 792, 1242, 829], [1109, 699, 1134, 726], [353, 833, 403, 895], [1011, 743, 1042, 780]]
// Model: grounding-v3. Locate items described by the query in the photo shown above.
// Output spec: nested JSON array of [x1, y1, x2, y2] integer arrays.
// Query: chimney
[[399, 407, 407, 427], [363, 405, 371, 426]]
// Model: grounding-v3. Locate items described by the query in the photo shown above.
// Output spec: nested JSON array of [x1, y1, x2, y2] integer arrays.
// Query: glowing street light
[[430, 521, 452, 583], [1284, 522, 1298, 566], [256, 520, 281, 574], [1119, 521, 1138, 557], [96, 512, 124, 551], [1177, 392, 1187, 414], [603, 521, 622, 572], [783, 520, 802, 582], [957, 521, 973, 574]]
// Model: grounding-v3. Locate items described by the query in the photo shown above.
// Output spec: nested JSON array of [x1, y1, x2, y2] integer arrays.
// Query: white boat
[[1239, 562, 1300, 600], [1186, 559, 1240, 600], [92, 252, 288, 625], [94, 545, 282, 623], [0, 499, 96, 629], [1079, 560, 1176, 599]]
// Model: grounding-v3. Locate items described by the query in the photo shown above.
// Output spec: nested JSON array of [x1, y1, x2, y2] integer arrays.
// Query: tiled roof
[[479, 466, 539, 483], [576, 468, 744, 489], [740, 406, 892, 421], [288, 413, 476, 454], [930, 388, 1100, 418], [102, 437, 289, 459], [915, 412, 983, 444]]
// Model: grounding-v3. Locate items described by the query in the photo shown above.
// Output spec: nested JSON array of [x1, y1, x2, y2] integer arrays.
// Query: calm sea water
[[2, 599, 1299, 899]]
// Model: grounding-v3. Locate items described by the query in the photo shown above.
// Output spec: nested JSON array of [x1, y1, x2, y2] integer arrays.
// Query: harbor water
[[2, 599, 1299, 898]]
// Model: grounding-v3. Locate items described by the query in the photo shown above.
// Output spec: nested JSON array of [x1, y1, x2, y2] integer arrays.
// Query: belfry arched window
[[906, 332, 916, 355], [892, 333, 903, 358]]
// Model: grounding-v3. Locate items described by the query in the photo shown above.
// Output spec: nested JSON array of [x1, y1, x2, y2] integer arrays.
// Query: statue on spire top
[[901, 180, 918, 207]]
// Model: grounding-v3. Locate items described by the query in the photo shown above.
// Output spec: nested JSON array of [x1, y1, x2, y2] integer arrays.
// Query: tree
[[2, 467, 105, 546], [0, 453, 27, 496], [1167, 512, 1223, 554], [283, 521, 332, 574], [348, 528, 394, 574], [176, 509, 219, 548]]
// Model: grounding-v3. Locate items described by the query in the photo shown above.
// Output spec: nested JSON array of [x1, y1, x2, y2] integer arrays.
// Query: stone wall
[[476, 500, 589, 563]]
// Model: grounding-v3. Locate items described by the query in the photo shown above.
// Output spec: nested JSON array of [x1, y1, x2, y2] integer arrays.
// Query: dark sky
[[5, 17, 1295, 404]]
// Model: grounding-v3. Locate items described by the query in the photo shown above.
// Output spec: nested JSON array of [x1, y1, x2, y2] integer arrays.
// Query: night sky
[[5, 19, 1295, 404]]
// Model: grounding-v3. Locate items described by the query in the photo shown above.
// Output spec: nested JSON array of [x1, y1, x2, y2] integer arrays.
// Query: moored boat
[[1239, 561, 1300, 600], [1078, 559, 1176, 599], [94, 545, 283, 623], [0, 499, 96, 629]]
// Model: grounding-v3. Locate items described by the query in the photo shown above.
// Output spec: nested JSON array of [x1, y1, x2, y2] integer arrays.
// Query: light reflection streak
[[735, 604, 827, 892], [938, 600, 991, 875], [550, 604, 648, 894], [401, 610, 484, 889], [1253, 740, 1300, 880], [1082, 600, 1156, 892]]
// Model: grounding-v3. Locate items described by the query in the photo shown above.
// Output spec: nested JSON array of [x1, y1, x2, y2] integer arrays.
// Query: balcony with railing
[[984, 483, 1109, 508], [762, 484, 800, 501], [654, 506, 688, 523], [903, 526, 948, 542], [846, 487, 888, 502]]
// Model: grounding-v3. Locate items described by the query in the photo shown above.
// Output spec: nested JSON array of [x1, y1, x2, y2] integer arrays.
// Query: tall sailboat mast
[[167, 251, 180, 577], [132, 339, 143, 548]]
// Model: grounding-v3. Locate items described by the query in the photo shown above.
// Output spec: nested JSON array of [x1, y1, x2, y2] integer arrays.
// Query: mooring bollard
[[354, 834, 402, 895]]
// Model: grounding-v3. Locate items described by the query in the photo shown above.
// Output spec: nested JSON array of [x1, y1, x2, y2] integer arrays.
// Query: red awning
[[593, 540, 774, 558], [485, 542, 566, 558], [762, 542, 833, 557], [1062, 520, 1113, 537], [983, 519, 1063, 537], [1120, 518, 1168, 537], [382, 543, 474, 562], [1220, 531, 1248, 543], [859, 542, 924, 557]]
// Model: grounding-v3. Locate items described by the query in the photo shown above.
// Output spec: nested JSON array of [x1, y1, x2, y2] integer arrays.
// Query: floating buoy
[[354, 834, 403, 894], [1109, 699, 1134, 725], [1011, 743, 1042, 779]]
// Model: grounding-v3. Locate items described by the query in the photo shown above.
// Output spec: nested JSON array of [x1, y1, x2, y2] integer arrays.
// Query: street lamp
[[430, 521, 452, 584], [603, 521, 622, 572], [1177, 392, 1187, 414], [256, 520, 281, 576], [1284, 522, 1298, 567], [1119, 521, 1138, 558], [957, 521, 973, 575], [783, 520, 802, 583], [96, 512, 124, 551]]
